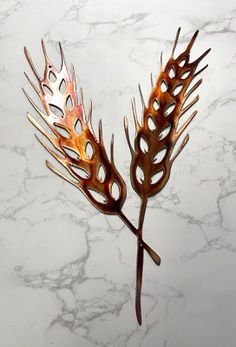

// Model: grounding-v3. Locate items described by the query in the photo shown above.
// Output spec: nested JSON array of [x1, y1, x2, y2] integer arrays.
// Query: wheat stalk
[[23, 40, 161, 291], [124, 28, 210, 324], [24, 29, 210, 325]]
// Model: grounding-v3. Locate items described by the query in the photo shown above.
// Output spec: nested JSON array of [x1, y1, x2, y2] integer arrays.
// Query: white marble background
[[0, 0, 236, 346]]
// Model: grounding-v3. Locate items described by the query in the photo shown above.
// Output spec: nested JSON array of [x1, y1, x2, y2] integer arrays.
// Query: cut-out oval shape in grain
[[43, 84, 53, 96], [49, 104, 64, 117], [153, 99, 160, 111], [147, 116, 156, 131], [140, 135, 149, 153], [71, 165, 89, 179], [54, 124, 70, 138], [48, 70, 57, 82], [151, 170, 164, 184], [178, 58, 186, 67], [85, 142, 94, 159], [181, 69, 191, 80], [97, 164, 106, 183], [172, 83, 183, 96], [62, 146, 80, 160], [59, 79, 66, 93], [169, 66, 175, 78], [164, 102, 176, 116], [153, 148, 167, 163], [136, 165, 144, 184], [158, 124, 171, 140], [160, 80, 168, 92], [66, 95, 73, 111], [74, 119, 83, 135], [111, 181, 120, 200], [87, 188, 107, 204]]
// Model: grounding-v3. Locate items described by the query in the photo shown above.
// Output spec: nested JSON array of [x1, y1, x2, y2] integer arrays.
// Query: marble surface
[[0, 0, 236, 346]]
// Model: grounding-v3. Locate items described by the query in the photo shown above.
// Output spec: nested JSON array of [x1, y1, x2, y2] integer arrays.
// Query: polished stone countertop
[[0, 0, 236, 346]]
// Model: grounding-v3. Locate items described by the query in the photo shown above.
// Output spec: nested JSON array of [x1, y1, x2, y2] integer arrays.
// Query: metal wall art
[[24, 28, 210, 325]]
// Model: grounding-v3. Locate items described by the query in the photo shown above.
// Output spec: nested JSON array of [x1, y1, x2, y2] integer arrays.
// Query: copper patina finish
[[124, 28, 210, 324], [24, 28, 210, 325]]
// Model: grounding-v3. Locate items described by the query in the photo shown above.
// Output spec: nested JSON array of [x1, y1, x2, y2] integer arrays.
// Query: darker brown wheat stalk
[[124, 28, 210, 324], [24, 28, 210, 325]]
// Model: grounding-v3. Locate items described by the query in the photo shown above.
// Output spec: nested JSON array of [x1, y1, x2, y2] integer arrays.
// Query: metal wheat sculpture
[[24, 28, 210, 325]]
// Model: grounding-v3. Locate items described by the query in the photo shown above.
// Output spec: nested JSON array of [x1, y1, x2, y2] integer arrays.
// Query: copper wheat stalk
[[24, 28, 210, 325], [124, 28, 210, 324]]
